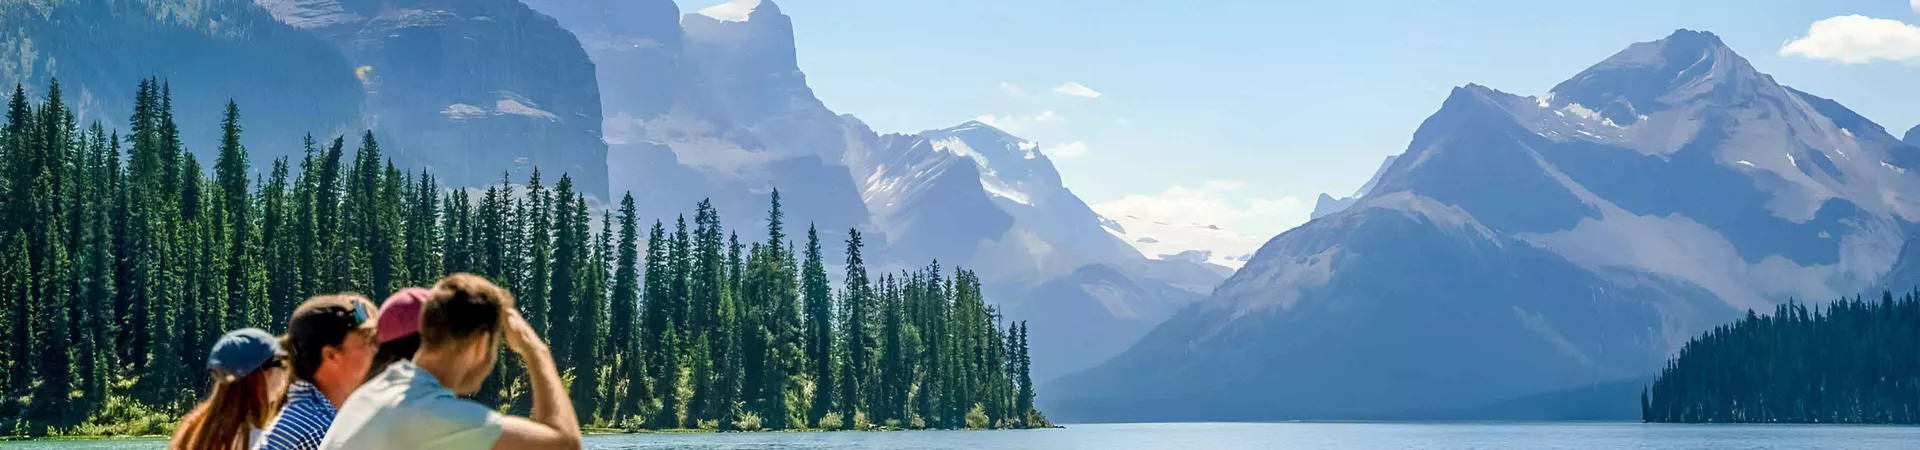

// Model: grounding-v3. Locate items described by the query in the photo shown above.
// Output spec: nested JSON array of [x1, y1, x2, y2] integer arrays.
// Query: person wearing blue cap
[[171, 328, 290, 450]]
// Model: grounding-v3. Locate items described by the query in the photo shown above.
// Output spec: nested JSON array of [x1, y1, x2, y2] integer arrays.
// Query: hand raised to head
[[503, 309, 548, 357]]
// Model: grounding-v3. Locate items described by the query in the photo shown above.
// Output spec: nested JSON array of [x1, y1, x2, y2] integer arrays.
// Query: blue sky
[[672, 0, 1920, 240]]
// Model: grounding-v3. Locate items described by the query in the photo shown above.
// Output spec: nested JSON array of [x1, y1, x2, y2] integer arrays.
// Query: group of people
[[167, 274, 583, 450]]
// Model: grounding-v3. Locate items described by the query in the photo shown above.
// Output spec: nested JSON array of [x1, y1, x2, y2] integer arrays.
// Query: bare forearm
[[523, 347, 580, 442]]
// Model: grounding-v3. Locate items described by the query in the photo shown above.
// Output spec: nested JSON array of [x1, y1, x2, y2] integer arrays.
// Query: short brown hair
[[420, 273, 515, 350], [283, 294, 376, 382]]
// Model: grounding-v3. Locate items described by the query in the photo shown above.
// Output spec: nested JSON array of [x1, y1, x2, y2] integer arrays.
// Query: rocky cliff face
[[562, 0, 876, 266], [1050, 30, 1920, 422], [2, 0, 363, 168], [256, 0, 608, 197]]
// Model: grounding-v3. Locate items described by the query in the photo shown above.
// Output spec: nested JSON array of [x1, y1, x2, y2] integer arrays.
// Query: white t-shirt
[[317, 361, 504, 450]]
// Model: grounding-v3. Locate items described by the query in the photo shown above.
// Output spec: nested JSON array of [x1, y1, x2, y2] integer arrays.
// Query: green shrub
[[817, 412, 844, 430], [734, 412, 762, 432], [965, 404, 989, 430], [61, 394, 175, 437]]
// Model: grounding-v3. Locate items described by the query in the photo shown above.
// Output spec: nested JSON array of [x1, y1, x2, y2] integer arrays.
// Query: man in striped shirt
[[260, 295, 379, 450]]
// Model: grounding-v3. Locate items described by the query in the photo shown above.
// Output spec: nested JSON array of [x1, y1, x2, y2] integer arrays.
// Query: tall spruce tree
[[801, 225, 835, 426], [570, 208, 610, 421], [611, 193, 643, 422], [548, 176, 579, 369], [214, 100, 254, 329], [837, 228, 872, 420]]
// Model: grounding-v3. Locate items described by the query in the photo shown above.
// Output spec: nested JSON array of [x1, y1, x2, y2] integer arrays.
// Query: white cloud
[[1044, 141, 1089, 159], [998, 82, 1028, 97], [1780, 15, 1920, 64], [1116, 117, 1132, 125], [1093, 181, 1308, 240], [1054, 82, 1103, 98], [974, 110, 1064, 134], [1913, 0, 1919, 14]]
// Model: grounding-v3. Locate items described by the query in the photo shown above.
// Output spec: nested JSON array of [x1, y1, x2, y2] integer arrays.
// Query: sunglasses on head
[[349, 299, 370, 326]]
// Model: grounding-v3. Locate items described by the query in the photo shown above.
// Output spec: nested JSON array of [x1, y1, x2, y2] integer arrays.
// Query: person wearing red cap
[[365, 287, 429, 383], [321, 274, 579, 450]]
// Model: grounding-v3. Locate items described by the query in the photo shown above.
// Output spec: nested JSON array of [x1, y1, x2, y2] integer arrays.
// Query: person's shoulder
[[260, 398, 330, 450]]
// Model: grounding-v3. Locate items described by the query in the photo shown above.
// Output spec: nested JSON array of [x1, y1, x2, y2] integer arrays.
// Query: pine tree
[[838, 228, 872, 420], [214, 100, 254, 329], [570, 209, 611, 422], [878, 274, 908, 424], [611, 193, 643, 422], [522, 169, 552, 341], [29, 174, 74, 424], [548, 176, 579, 370], [802, 225, 835, 426], [1013, 319, 1029, 425], [643, 220, 680, 428]]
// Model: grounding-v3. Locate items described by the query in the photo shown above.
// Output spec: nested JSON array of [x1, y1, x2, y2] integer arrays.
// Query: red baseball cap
[[378, 287, 431, 343]]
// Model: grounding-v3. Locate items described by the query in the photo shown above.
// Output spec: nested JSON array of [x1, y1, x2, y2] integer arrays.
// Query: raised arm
[[492, 310, 581, 450]]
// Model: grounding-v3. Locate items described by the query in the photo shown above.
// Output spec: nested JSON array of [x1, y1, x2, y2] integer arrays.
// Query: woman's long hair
[[364, 333, 422, 384], [170, 370, 281, 450]]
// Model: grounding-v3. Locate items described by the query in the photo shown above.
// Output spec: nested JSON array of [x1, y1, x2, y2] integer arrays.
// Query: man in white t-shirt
[[319, 274, 581, 450]]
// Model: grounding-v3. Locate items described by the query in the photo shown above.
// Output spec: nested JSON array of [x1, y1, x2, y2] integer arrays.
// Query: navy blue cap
[[208, 328, 285, 378]]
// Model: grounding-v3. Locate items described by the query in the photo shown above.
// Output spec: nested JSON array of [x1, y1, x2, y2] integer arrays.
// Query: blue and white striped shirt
[[259, 381, 337, 450]]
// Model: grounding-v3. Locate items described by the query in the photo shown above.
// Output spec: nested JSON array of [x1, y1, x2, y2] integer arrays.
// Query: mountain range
[[489, 0, 1225, 382], [1047, 29, 1920, 421]]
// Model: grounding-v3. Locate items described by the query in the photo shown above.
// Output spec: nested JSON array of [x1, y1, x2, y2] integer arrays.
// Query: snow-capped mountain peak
[[921, 121, 1064, 208]]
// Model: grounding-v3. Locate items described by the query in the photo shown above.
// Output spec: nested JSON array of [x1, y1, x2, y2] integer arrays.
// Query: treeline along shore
[[0, 79, 1048, 437]]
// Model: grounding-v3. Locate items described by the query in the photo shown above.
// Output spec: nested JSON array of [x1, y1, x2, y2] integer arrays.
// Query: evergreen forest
[[1644, 291, 1920, 424], [0, 80, 1046, 436]]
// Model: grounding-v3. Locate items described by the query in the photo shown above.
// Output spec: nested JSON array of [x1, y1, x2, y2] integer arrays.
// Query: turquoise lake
[[9, 422, 1920, 449]]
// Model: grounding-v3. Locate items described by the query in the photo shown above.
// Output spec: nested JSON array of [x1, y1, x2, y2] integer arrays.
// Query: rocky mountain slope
[[256, 0, 609, 197], [1, 0, 363, 167], [1048, 30, 1920, 422], [518, 0, 1219, 383]]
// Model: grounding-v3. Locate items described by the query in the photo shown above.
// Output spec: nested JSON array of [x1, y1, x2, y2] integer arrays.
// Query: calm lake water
[[9, 422, 1920, 449]]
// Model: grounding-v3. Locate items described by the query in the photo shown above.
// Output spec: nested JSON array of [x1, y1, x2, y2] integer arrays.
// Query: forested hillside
[[0, 80, 1044, 436], [1645, 292, 1920, 423]]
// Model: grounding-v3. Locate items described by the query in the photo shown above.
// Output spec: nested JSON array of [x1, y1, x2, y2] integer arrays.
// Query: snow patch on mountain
[[697, 0, 762, 22]]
